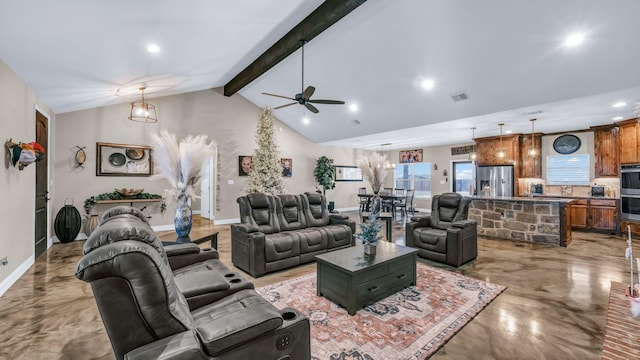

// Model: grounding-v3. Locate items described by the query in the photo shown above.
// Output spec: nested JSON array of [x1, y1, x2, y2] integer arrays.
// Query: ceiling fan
[[262, 40, 345, 113]]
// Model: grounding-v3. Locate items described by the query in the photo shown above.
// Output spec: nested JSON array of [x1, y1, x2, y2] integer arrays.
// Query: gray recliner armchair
[[85, 206, 254, 311], [405, 192, 477, 267], [76, 240, 310, 360]]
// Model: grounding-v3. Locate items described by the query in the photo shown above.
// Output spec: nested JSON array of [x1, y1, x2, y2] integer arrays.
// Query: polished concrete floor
[[0, 213, 634, 359]]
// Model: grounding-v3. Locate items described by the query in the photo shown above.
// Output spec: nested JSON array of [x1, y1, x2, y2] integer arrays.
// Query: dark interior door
[[35, 110, 48, 258]]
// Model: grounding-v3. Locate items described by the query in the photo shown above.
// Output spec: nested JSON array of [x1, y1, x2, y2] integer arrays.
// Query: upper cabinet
[[617, 119, 640, 165], [474, 135, 520, 166], [592, 125, 619, 177], [520, 133, 542, 178]]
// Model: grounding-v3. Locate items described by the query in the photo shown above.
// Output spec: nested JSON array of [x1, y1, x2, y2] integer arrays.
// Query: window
[[395, 163, 431, 197], [546, 154, 590, 185], [452, 161, 474, 196]]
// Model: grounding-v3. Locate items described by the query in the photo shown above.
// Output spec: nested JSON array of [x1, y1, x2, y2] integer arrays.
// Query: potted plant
[[313, 155, 336, 211], [355, 213, 383, 255]]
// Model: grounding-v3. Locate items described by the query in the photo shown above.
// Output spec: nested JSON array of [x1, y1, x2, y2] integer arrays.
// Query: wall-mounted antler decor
[[5, 138, 45, 170]]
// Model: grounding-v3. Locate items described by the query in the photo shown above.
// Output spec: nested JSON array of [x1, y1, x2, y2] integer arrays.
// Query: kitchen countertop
[[472, 196, 575, 203]]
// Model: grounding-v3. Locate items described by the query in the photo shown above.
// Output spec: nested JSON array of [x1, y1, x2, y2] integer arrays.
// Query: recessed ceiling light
[[612, 116, 623, 121], [302, 117, 310, 125], [147, 44, 160, 53], [349, 104, 358, 112], [421, 78, 435, 90], [564, 33, 584, 47], [613, 102, 627, 108]]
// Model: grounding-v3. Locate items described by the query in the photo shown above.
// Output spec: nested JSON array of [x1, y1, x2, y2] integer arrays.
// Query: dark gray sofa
[[231, 193, 356, 277]]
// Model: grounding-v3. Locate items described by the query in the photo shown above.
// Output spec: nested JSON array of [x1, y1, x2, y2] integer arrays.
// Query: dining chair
[[395, 189, 415, 222], [358, 187, 369, 213], [382, 187, 395, 213], [391, 188, 405, 220]]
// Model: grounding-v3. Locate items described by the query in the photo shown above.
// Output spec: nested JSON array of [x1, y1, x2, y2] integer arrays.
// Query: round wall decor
[[553, 134, 581, 154]]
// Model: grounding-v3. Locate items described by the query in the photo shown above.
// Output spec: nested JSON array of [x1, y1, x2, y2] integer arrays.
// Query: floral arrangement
[[356, 152, 389, 193], [355, 213, 383, 244], [84, 191, 164, 215], [150, 130, 216, 204]]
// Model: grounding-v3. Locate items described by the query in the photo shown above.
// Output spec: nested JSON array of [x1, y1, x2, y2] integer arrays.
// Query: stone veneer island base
[[469, 197, 573, 247]]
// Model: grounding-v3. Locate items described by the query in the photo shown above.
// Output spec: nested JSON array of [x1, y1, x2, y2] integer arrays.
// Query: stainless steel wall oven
[[621, 164, 640, 220]]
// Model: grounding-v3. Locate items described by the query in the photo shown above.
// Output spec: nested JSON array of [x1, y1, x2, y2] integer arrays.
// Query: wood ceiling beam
[[223, 0, 367, 97]]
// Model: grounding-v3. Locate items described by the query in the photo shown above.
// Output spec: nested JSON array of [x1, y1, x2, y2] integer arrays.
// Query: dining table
[[357, 193, 404, 213]]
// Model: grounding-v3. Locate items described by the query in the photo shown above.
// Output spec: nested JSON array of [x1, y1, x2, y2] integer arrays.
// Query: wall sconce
[[443, 169, 448, 177], [433, 163, 438, 170]]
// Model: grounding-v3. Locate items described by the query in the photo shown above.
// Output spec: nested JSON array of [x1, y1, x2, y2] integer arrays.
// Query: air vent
[[451, 91, 470, 102]]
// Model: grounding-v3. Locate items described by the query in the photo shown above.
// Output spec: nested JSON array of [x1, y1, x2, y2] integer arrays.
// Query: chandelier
[[128, 87, 158, 123]]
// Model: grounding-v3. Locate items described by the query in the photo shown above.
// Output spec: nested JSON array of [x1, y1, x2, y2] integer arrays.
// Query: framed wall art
[[399, 149, 423, 163], [238, 155, 252, 176], [335, 165, 363, 182], [281, 158, 292, 177], [96, 142, 153, 176]]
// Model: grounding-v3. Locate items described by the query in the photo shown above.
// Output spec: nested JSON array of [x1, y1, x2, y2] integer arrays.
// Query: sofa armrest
[[231, 225, 267, 277], [124, 330, 208, 360], [409, 215, 432, 227], [451, 219, 477, 229], [231, 223, 260, 233], [164, 243, 200, 256], [329, 214, 356, 234], [167, 248, 220, 270]]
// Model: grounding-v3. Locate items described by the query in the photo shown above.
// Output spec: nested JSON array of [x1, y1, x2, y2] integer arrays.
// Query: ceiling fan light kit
[[263, 40, 344, 114]]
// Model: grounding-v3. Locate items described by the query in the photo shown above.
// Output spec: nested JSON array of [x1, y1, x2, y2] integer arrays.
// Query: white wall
[[54, 88, 371, 227], [0, 59, 54, 294]]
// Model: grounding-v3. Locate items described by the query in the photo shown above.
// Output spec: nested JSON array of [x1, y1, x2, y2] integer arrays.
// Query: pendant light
[[469, 127, 477, 160], [528, 118, 537, 156], [496, 123, 506, 159], [381, 143, 396, 169], [129, 87, 158, 123]]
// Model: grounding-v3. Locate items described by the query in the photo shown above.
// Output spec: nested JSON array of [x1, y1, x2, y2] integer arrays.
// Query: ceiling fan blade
[[302, 86, 315, 99], [304, 103, 319, 113], [262, 92, 295, 100], [273, 102, 297, 110], [308, 99, 346, 105]]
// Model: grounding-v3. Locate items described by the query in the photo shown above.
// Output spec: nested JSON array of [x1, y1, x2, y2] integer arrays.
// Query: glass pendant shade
[[496, 123, 505, 159], [469, 127, 477, 160], [129, 87, 158, 123], [528, 118, 537, 156]]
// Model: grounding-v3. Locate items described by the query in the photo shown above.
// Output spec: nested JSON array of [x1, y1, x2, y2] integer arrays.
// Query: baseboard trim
[[214, 218, 240, 225], [152, 224, 175, 232], [336, 207, 359, 212], [0, 255, 35, 297]]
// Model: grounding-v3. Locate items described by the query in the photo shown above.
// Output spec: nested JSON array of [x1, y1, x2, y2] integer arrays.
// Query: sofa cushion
[[242, 193, 280, 234], [319, 224, 352, 249], [192, 289, 283, 356], [277, 194, 307, 231], [83, 216, 165, 257], [295, 228, 328, 254], [174, 270, 230, 297], [265, 232, 301, 262], [302, 193, 330, 227], [414, 228, 447, 253]]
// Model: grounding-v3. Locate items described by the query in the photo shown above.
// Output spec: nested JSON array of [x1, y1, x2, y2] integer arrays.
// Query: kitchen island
[[469, 196, 573, 247]]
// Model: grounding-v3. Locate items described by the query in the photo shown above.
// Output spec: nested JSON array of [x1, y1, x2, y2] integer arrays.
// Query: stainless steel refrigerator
[[476, 165, 514, 197]]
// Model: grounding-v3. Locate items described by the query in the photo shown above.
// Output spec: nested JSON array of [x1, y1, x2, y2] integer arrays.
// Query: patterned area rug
[[256, 263, 505, 360]]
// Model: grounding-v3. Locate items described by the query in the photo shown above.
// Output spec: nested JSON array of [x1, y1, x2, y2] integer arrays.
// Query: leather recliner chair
[[76, 240, 310, 360], [405, 192, 478, 267], [84, 207, 254, 310]]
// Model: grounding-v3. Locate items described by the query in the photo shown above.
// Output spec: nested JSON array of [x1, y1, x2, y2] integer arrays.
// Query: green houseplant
[[313, 156, 335, 195]]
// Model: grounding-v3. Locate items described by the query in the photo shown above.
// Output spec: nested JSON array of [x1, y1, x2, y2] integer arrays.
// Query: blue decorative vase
[[371, 192, 383, 215], [174, 193, 192, 238]]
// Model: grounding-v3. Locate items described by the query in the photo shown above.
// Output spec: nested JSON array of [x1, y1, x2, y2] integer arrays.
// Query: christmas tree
[[246, 108, 285, 195]]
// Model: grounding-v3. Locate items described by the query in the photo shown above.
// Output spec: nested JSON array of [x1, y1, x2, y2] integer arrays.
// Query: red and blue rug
[[257, 262, 505, 359]]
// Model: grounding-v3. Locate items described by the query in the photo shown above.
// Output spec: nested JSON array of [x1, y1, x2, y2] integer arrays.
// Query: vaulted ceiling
[[1, 0, 639, 150]]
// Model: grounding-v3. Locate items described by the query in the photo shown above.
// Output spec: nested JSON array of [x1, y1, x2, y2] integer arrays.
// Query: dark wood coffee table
[[315, 241, 417, 315]]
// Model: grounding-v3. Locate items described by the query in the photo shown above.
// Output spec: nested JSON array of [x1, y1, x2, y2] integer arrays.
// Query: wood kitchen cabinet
[[474, 134, 520, 166], [571, 199, 618, 234], [570, 199, 588, 230], [520, 133, 542, 178], [592, 125, 619, 177], [617, 118, 640, 165]]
